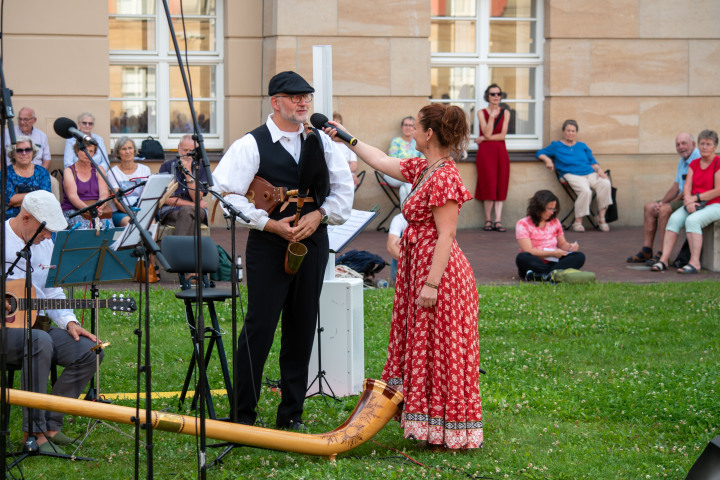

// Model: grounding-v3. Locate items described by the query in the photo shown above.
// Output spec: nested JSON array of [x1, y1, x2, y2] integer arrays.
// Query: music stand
[[46, 228, 138, 450]]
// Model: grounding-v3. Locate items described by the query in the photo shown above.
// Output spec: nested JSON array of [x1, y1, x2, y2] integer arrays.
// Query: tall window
[[430, 0, 543, 150], [109, 0, 223, 150]]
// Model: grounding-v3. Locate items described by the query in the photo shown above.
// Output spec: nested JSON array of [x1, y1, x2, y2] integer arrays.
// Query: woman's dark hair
[[698, 129, 719, 146], [417, 104, 469, 158], [73, 140, 96, 156], [483, 84, 502, 102], [527, 190, 559, 226], [562, 119, 579, 132]]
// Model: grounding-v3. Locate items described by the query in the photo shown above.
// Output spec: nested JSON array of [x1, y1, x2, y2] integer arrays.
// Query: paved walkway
[[202, 226, 719, 286]]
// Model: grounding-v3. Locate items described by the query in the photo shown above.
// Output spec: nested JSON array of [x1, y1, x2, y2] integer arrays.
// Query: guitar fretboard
[[19, 299, 107, 311]]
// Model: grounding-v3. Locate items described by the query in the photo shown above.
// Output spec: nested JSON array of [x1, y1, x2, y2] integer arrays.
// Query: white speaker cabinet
[[307, 276, 364, 397]]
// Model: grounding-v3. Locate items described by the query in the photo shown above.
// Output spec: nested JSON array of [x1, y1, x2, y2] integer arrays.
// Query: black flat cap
[[268, 71, 314, 96]]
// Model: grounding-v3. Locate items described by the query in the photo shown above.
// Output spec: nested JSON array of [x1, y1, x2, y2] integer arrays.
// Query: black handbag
[[605, 170, 618, 223]]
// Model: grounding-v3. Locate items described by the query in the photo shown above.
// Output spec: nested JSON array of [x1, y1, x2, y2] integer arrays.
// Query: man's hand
[[67, 322, 97, 343], [265, 216, 296, 242], [291, 210, 322, 243]]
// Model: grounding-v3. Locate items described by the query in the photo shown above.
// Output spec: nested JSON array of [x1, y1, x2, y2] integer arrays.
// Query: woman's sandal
[[650, 261, 668, 272], [483, 220, 493, 231], [627, 249, 653, 263], [493, 221, 506, 232], [677, 264, 699, 274], [596, 216, 610, 232], [570, 223, 585, 232]]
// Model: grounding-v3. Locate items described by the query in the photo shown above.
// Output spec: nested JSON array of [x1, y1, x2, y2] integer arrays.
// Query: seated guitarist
[[3, 190, 102, 453]]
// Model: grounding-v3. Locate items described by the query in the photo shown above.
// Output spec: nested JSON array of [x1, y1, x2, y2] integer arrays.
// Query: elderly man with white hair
[[4, 190, 102, 454]]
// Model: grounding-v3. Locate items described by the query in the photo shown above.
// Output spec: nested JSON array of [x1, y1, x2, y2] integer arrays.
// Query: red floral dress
[[381, 157, 483, 449]]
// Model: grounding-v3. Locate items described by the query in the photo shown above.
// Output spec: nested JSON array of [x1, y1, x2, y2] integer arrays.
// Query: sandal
[[645, 253, 661, 266], [483, 220, 493, 231], [650, 261, 667, 272], [677, 264, 699, 274], [595, 216, 610, 232], [627, 248, 653, 263], [493, 221, 506, 232], [570, 223, 585, 233]]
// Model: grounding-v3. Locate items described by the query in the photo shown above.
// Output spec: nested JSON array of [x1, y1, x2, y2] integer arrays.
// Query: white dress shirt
[[212, 115, 354, 230], [4, 220, 78, 330]]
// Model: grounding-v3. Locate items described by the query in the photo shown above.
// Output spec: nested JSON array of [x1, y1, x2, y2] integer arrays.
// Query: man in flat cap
[[213, 71, 353, 430], [4, 190, 102, 453]]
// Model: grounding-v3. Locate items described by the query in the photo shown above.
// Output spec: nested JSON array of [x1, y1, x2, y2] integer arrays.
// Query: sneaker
[[47, 431, 79, 446]]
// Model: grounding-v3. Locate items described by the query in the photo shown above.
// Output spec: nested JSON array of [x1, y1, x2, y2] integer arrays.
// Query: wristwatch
[[318, 207, 329, 224]]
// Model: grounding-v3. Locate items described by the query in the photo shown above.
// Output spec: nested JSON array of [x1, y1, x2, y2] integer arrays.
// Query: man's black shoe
[[236, 416, 255, 426], [276, 420, 307, 432]]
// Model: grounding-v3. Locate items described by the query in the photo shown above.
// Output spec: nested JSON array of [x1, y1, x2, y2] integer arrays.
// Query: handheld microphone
[[53, 117, 98, 146], [310, 113, 358, 146]]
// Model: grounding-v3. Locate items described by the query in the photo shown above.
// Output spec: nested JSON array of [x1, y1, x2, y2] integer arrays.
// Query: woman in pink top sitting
[[515, 190, 586, 281]]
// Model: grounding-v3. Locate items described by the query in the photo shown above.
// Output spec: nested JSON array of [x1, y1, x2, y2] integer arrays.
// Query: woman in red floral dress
[[324, 103, 482, 449]]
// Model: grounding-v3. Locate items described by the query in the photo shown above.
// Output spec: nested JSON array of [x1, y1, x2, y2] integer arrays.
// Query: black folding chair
[[354, 170, 366, 192], [161, 235, 233, 419], [374, 170, 402, 232]]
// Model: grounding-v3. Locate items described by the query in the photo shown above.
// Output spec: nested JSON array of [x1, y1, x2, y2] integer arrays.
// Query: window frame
[[109, 1, 224, 151], [431, 0, 544, 151]]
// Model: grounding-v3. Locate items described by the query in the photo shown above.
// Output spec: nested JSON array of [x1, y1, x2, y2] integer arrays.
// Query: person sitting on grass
[[516, 189, 586, 281], [651, 129, 720, 274]]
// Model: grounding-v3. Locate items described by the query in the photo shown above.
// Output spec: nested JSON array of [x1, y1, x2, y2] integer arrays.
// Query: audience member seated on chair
[[515, 190, 586, 281], [61, 141, 112, 230], [157, 134, 208, 236], [4, 191, 102, 453], [537, 119, 613, 232], [333, 112, 361, 188], [62, 112, 109, 172], [386, 116, 424, 201], [4, 135, 52, 219], [386, 213, 408, 286], [107, 136, 151, 227], [652, 129, 720, 274], [627, 132, 701, 264]]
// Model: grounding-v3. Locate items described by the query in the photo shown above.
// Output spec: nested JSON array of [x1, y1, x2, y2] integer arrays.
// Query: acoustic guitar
[[4, 279, 137, 329]]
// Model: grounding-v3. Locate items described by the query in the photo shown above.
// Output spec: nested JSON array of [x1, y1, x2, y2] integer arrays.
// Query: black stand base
[[6, 437, 94, 470]]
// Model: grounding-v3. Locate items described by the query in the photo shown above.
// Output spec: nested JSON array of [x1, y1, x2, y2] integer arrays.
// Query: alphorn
[[6, 379, 402, 460]]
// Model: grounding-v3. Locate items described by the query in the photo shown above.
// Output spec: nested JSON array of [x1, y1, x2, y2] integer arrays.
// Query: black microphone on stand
[[53, 117, 98, 146]]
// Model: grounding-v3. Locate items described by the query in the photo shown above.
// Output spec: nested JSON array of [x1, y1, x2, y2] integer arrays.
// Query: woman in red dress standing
[[323, 103, 482, 450], [475, 83, 511, 232]]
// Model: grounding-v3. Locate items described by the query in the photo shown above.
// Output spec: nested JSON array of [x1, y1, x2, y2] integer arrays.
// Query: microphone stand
[[160, 0, 218, 475], [73, 143, 170, 479], [0, 54, 16, 474], [203, 191, 249, 468]]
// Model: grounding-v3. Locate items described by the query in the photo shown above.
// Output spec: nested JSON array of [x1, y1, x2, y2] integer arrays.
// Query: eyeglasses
[[274, 93, 313, 104], [81, 121, 95, 126], [488, 92, 502, 97], [15, 147, 33, 155], [402, 123, 415, 128], [545, 207, 557, 212], [18, 117, 35, 123]]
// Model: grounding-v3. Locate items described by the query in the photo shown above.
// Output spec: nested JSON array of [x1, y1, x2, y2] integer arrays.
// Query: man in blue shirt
[[627, 132, 701, 264]]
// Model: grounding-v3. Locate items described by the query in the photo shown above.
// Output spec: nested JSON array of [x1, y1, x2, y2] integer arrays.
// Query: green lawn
[[3, 282, 718, 479]]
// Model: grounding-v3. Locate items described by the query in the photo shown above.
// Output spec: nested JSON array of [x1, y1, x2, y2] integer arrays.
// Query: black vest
[[250, 124, 329, 221]]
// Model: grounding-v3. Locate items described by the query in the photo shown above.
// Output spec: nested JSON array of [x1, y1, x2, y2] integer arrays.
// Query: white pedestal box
[[307, 276, 364, 397]]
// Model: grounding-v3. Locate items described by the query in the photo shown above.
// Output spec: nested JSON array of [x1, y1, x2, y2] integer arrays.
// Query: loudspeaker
[[686, 436, 720, 480]]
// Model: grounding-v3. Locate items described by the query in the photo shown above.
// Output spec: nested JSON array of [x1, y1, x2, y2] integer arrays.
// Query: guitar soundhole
[[4, 294, 18, 323]]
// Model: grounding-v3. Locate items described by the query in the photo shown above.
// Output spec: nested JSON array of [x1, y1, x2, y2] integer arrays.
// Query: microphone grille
[[53, 117, 78, 139], [310, 113, 328, 129]]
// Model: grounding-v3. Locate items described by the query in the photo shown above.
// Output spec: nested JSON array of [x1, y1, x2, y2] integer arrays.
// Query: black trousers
[[516, 251, 586, 278], [235, 227, 328, 425]]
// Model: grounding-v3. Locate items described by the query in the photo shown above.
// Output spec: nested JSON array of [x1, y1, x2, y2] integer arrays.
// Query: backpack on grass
[[335, 249, 386, 279]]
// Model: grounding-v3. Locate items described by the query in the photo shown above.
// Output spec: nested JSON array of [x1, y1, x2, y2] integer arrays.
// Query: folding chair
[[556, 170, 612, 231], [374, 170, 402, 232], [354, 170, 366, 192], [161, 235, 233, 419]]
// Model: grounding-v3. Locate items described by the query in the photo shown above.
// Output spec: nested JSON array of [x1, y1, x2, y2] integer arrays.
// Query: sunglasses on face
[[16, 147, 33, 154], [489, 92, 502, 97], [81, 121, 94, 126]]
